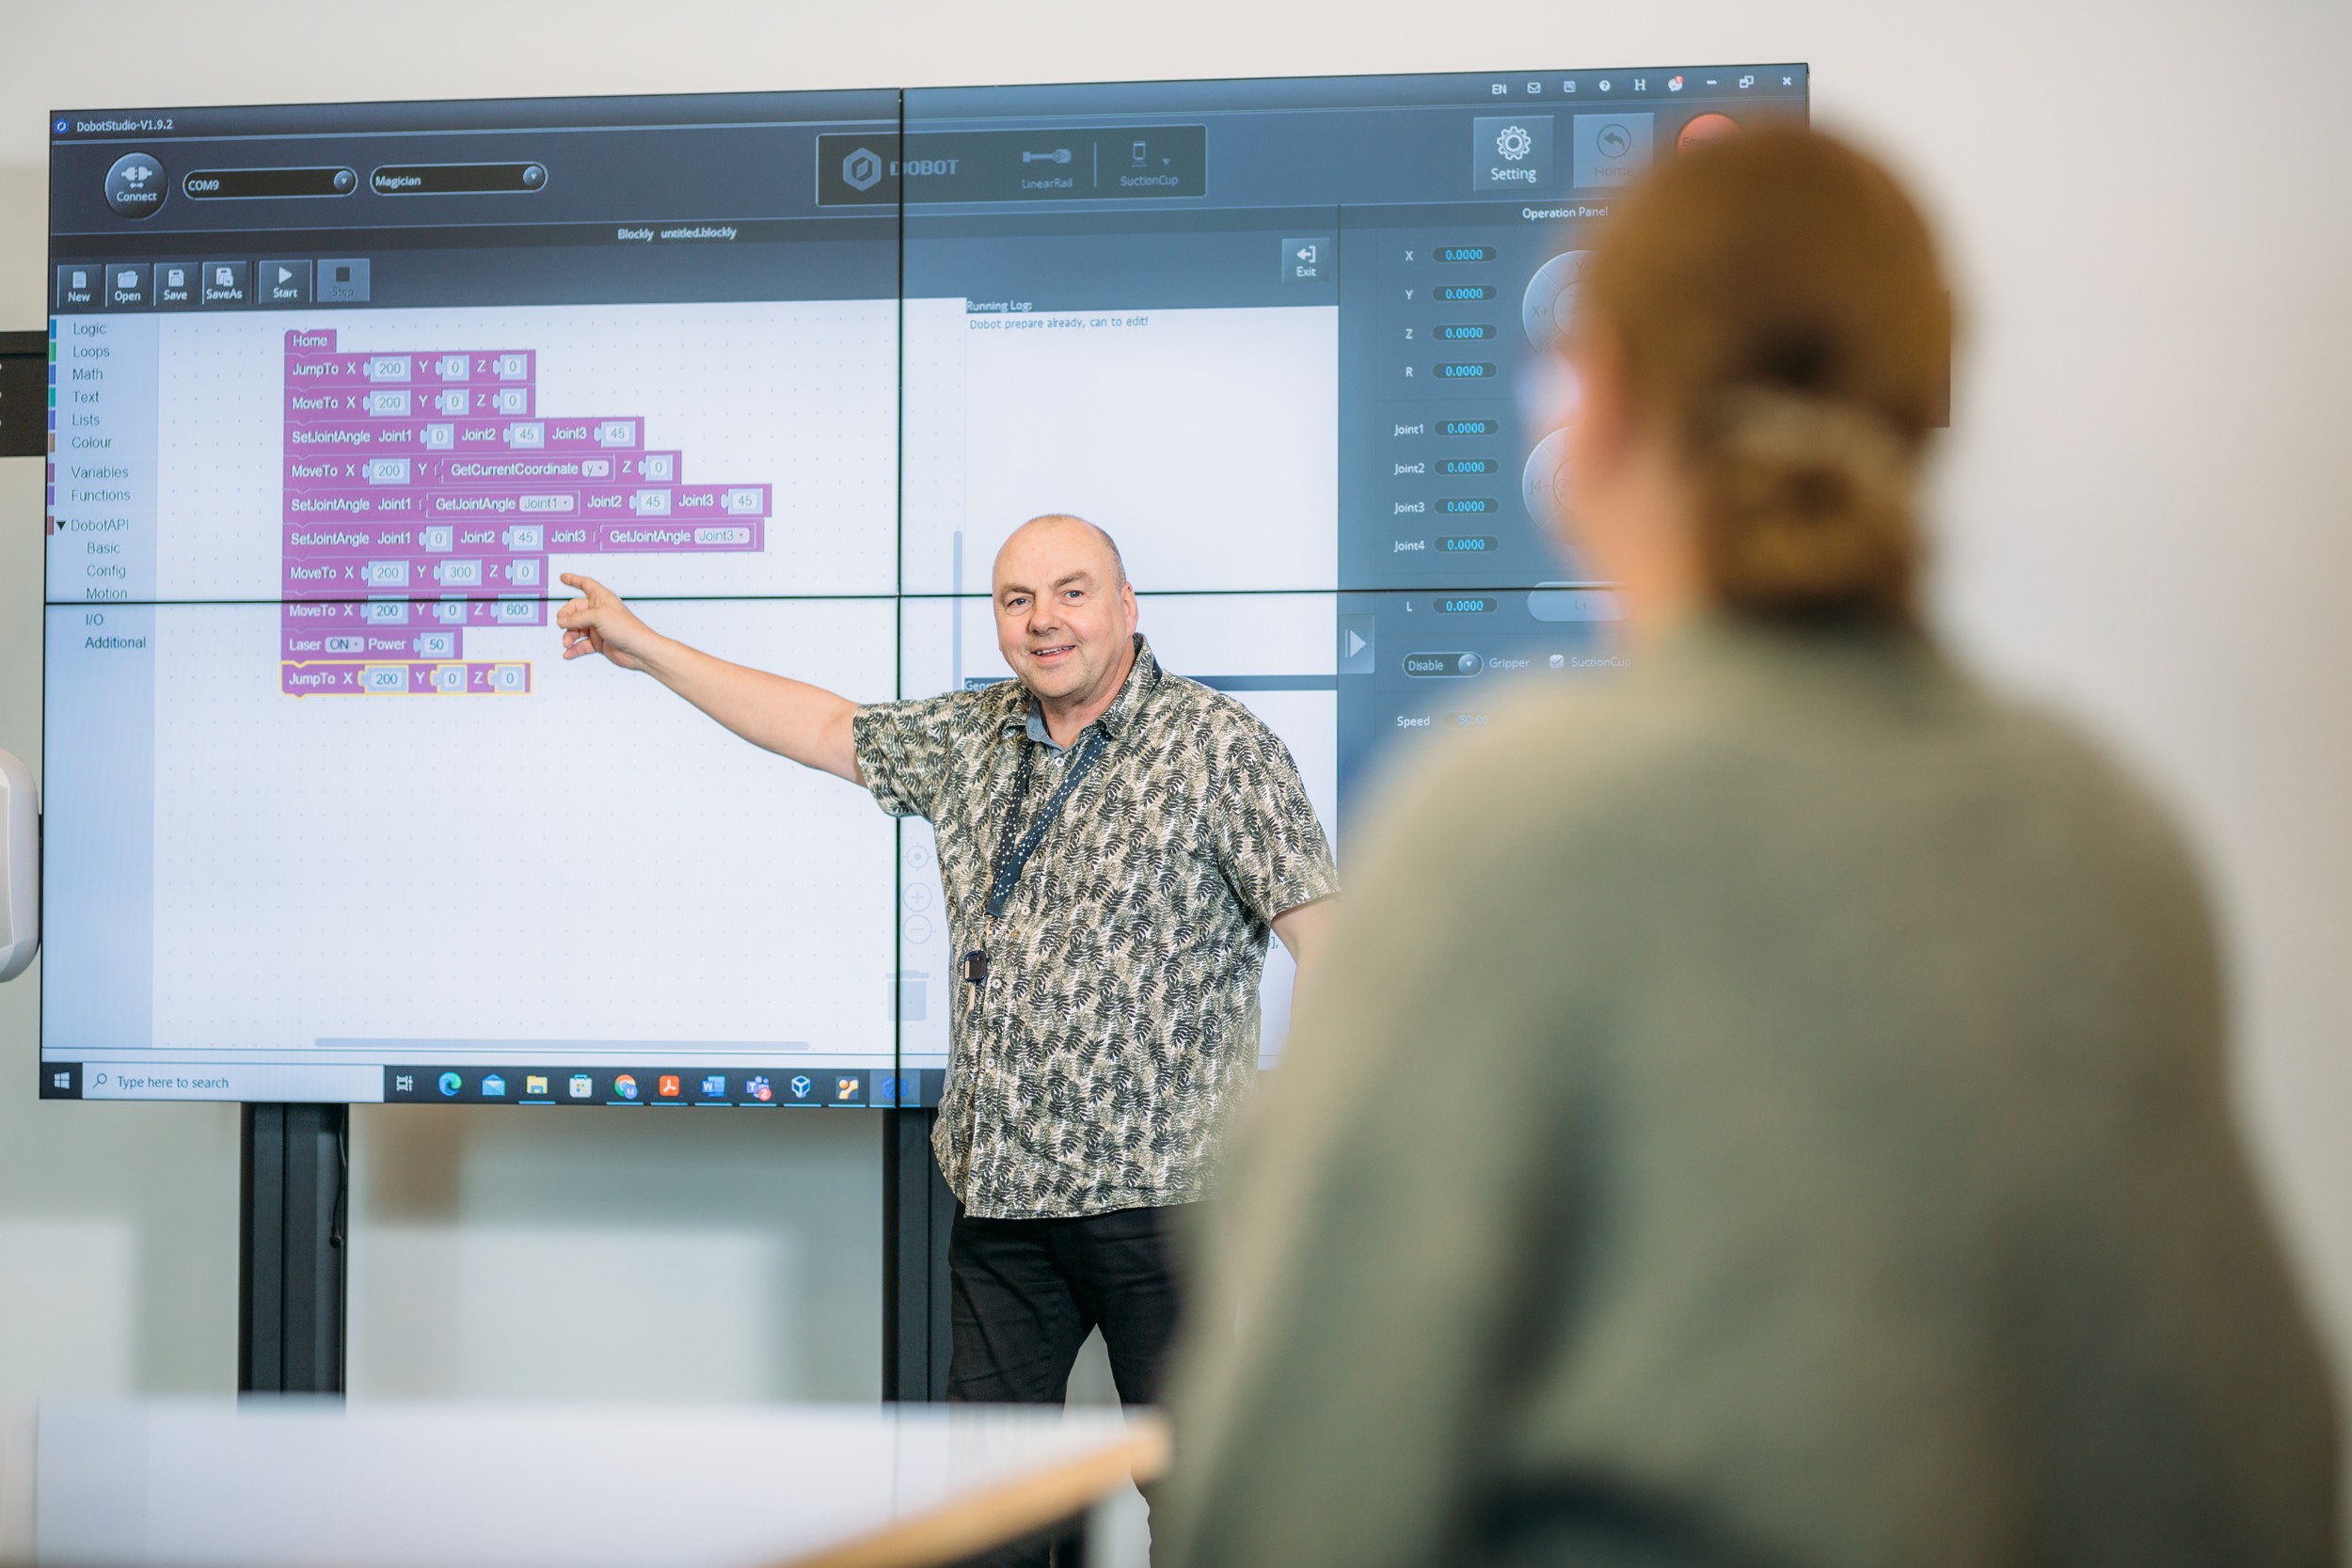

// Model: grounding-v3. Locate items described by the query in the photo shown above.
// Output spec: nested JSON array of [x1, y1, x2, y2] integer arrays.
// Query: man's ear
[[1120, 581, 1140, 635]]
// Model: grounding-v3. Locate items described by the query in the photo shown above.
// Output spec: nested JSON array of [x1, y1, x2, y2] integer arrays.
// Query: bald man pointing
[[559, 515, 1338, 1417]]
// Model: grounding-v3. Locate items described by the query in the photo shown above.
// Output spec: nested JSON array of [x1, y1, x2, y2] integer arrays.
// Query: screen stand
[[882, 1105, 954, 1401], [239, 1103, 349, 1394]]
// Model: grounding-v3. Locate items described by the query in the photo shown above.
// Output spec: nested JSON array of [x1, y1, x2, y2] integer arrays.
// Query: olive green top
[[1161, 618, 2337, 1568]]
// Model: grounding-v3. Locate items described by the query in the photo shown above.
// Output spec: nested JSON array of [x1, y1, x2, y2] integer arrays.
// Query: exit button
[[1280, 236, 1333, 285]]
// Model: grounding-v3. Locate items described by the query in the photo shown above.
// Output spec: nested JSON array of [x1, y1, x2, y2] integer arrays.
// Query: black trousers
[[946, 1203, 1190, 1568], [946, 1201, 1190, 1406]]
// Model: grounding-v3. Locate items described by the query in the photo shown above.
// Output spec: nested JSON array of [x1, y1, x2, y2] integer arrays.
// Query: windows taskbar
[[39, 1061, 946, 1107], [385, 1065, 945, 1108]]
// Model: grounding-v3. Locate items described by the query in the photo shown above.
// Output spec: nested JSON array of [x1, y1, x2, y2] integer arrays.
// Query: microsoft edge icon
[[842, 147, 883, 193], [437, 1071, 462, 1097]]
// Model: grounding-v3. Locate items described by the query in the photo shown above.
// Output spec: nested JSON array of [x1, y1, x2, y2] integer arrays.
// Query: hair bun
[[1577, 128, 1952, 624], [1698, 388, 1922, 619]]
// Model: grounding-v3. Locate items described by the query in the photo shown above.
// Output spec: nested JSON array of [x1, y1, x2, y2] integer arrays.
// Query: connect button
[[103, 153, 166, 218]]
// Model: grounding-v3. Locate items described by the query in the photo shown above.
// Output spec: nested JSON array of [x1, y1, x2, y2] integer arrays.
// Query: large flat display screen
[[40, 67, 1807, 1105]]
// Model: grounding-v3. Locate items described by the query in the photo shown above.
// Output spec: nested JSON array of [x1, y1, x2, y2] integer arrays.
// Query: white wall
[[0, 0, 2344, 1440]]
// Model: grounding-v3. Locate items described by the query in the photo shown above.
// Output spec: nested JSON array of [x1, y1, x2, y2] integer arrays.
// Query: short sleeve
[[1211, 707, 1341, 925], [851, 692, 963, 820]]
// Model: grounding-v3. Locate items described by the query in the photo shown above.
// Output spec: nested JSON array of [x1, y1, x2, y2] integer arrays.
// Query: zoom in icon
[[1520, 249, 1593, 347]]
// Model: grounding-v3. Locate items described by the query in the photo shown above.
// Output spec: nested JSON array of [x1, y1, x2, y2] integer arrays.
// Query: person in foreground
[[557, 515, 1337, 1435], [1157, 129, 2338, 1568]]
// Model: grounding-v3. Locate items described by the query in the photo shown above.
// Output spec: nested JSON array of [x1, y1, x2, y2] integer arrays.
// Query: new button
[[55, 265, 98, 309]]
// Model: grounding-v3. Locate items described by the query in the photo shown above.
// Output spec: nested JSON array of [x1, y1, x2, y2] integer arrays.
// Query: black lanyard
[[983, 726, 1111, 920]]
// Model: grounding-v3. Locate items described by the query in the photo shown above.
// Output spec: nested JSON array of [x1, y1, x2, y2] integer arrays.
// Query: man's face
[[993, 519, 1139, 705]]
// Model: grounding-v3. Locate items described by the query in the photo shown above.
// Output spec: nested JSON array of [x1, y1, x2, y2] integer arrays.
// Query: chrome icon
[[613, 1072, 639, 1101]]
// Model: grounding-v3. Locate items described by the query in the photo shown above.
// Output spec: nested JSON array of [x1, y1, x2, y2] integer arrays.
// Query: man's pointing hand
[[557, 573, 657, 672]]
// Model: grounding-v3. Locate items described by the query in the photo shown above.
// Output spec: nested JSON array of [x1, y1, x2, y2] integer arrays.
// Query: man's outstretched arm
[[556, 573, 863, 784]]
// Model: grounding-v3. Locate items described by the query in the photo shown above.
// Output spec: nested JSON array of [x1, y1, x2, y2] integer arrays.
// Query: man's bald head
[[1001, 514, 1128, 589]]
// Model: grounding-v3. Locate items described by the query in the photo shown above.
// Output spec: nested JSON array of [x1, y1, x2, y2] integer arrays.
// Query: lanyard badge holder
[[963, 729, 1109, 985]]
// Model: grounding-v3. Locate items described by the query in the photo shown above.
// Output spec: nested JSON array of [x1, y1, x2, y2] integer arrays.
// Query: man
[[557, 514, 1337, 1416]]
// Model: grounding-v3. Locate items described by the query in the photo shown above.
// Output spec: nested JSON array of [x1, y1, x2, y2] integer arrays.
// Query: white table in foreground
[[23, 1401, 1166, 1568]]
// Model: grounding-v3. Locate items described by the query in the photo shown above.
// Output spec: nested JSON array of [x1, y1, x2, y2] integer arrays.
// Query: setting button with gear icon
[[1470, 115, 1553, 192]]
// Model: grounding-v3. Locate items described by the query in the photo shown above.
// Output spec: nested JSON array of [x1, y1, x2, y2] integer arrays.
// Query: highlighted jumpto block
[[280, 661, 533, 696]]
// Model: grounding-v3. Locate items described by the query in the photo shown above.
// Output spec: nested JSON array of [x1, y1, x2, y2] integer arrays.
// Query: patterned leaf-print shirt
[[852, 636, 1340, 1219]]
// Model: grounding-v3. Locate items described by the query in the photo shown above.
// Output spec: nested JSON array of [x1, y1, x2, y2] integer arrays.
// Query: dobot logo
[[816, 133, 903, 205], [841, 147, 884, 192]]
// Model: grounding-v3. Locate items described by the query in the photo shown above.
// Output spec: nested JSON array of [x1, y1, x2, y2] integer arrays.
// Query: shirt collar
[[1015, 635, 1159, 750]]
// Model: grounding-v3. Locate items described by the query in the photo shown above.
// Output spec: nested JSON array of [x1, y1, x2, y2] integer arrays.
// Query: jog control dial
[[1522, 427, 1571, 531], [1520, 249, 1593, 347]]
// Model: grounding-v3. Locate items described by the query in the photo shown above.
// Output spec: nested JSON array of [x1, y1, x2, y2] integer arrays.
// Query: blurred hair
[[1579, 127, 1954, 622]]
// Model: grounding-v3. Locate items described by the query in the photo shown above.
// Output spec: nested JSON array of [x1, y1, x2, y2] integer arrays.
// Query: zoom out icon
[[841, 147, 884, 192]]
